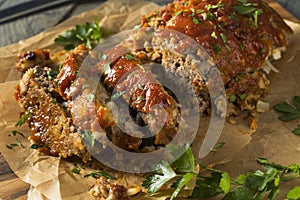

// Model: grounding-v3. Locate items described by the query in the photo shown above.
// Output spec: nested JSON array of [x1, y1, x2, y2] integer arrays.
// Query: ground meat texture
[[16, 49, 51, 72], [140, 0, 292, 116]]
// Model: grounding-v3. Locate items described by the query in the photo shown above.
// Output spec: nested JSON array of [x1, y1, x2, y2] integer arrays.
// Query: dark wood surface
[[0, 0, 298, 199]]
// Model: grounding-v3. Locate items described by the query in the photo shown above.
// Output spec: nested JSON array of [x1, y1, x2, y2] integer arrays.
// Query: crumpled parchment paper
[[0, 0, 300, 199]]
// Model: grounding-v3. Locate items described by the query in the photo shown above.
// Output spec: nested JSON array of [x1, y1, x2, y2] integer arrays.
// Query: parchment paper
[[0, 0, 300, 199]]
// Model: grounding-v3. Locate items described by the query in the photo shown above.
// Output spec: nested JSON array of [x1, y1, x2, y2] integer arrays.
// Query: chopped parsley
[[6, 143, 18, 150], [58, 64, 63, 72], [30, 144, 39, 149], [234, 0, 263, 27], [137, 64, 145, 71], [15, 113, 32, 127], [137, 96, 146, 101], [138, 84, 144, 91], [87, 94, 95, 102], [103, 62, 111, 74], [81, 130, 95, 147], [220, 33, 227, 43], [111, 91, 125, 101], [12, 130, 25, 138], [47, 70, 59, 80], [229, 94, 237, 102], [6, 138, 24, 150], [72, 167, 81, 174], [196, 9, 204, 14], [210, 142, 225, 152], [225, 44, 231, 51], [211, 31, 218, 40], [84, 171, 115, 179], [175, 10, 184, 17], [125, 54, 134, 61], [239, 93, 247, 100], [214, 44, 222, 53], [16, 138, 24, 148], [192, 17, 200, 24], [50, 99, 57, 104]]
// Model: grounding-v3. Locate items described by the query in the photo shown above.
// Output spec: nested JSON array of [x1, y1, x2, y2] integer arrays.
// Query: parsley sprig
[[15, 113, 32, 127], [143, 147, 300, 200], [54, 18, 111, 50], [274, 96, 300, 135], [142, 147, 196, 199]]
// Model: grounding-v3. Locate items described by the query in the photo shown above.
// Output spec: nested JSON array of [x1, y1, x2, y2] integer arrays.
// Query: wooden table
[[0, 0, 298, 199]]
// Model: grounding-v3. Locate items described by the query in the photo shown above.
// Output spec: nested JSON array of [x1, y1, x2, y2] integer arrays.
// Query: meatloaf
[[14, 0, 292, 162]]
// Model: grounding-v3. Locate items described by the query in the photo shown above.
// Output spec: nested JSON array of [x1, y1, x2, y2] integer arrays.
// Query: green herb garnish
[[192, 17, 200, 24], [220, 33, 227, 43], [55, 18, 110, 50], [239, 93, 247, 100], [125, 54, 134, 61], [81, 130, 95, 147], [143, 147, 300, 200], [273, 96, 300, 122], [111, 91, 125, 101], [47, 70, 59, 80], [143, 147, 196, 199], [288, 186, 300, 200], [229, 94, 237, 102], [175, 10, 184, 17], [214, 44, 222, 53], [30, 144, 39, 149], [225, 44, 231, 51], [50, 99, 57, 104], [16, 138, 24, 148], [211, 31, 218, 40], [6, 138, 24, 150], [12, 130, 25, 138], [292, 124, 300, 135], [196, 9, 204, 14], [137, 96, 146, 101], [15, 113, 32, 127], [84, 171, 115, 179], [138, 84, 144, 91], [210, 142, 225, 152], [72, 167, 81, 174], [103, 62, 111, 74], [87, 94, 95, 102], [6, 144, 18, 150], [137, 64, 145, 71], [234, 0, 263, 27]]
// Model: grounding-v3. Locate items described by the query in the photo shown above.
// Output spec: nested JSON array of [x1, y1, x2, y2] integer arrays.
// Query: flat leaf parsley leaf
[[274, 96, 300, 122], [142, 160, 177, 194], [15, 113, 32, 127], [54, 18, 111, 50], [274, 96, 300, 135]]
